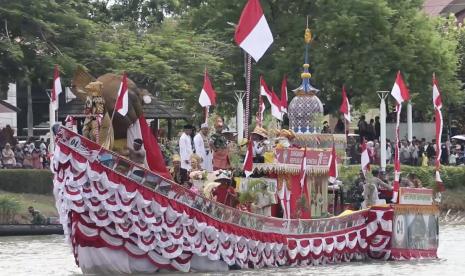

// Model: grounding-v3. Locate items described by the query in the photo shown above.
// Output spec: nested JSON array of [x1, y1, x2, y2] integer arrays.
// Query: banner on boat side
[[275, 148, 331, 166], [398, 187, 433, 205], [391, 211, 439, 254]]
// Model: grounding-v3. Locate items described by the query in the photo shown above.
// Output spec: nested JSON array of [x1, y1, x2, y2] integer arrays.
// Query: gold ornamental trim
[[393, 204, 439, 215]]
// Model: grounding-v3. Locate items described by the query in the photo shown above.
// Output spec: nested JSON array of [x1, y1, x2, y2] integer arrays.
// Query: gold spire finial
[[305, 16, 312, 44], [305, 28, 312, 44]]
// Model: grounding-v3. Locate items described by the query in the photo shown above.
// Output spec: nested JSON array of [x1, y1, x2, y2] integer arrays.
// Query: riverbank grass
[[0, 190, 57, 224]]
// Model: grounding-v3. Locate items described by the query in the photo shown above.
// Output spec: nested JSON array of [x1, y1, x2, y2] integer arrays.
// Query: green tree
[[312, 0, 461, 118], [182, 0, 462, 119], [94, 19, 236, 123], [89, 0, 182, 28], [0, 0, 100, 135]]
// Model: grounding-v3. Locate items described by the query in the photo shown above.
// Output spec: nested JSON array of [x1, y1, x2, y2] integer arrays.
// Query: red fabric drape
[[289, 174, 311, 219], [138, 115, 171, 179]]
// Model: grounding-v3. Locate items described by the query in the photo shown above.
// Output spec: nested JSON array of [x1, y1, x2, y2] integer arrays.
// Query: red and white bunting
[[115, 73, 129, 116], [280, 75, 288, 114], [339, 85, 351, 122], [199, 70, 217, 107], [243, 139, 254, 177], [390, 71, 409, 202], [234, 0, 273, 62], [260, 76, 282, 120], [328, 144, 338, 184], [433, 75, 445, 192], [51, 65, 62, 111], [361, 140, 370, 176]]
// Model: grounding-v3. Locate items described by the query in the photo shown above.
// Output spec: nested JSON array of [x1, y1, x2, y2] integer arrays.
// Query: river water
[[0, 224, 464, 276]]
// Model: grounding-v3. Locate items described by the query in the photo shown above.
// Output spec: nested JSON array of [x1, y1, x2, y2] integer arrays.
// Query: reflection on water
[[0, 224, 463, 276]]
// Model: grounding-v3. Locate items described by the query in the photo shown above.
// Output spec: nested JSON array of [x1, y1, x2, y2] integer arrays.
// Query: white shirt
[[179, 133, 193, 170], [194, 133, 213, 171], [253, 140, 265, 157], [386, 145, 392, 160]]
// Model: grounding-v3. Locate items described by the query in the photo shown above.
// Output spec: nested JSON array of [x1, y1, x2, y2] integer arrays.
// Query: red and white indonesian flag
[[199, 70, 217, 107], [115, 73, 129, 116], [299, 147, 307, 189], [280, 75, 288, 114], [339, 85, 351, 122], [234, 0, 273, 62], [391, 71, 410, 104], [361, 140, 370, 176], [51, 65, 62, 111], [390, 71, 410, 202], [433, 75, 445, 192], [260, 76, 282, 120], [328, 144, 338, 184], [433, 76, 443, 110], [243, 139, 254, 177]]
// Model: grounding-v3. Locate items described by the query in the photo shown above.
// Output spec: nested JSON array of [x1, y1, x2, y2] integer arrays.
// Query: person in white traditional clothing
[[194, 123, 213, 172], [251, 182, 275, 216], [179, 124, 194, 171]]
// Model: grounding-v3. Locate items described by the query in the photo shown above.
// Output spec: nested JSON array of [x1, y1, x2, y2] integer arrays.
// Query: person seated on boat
[[362, 174, 379, 208], [371, 169, 392, 203], [400, 173, 414, 188], [1, 143, 16, 168], [251, 182, 276, 216], [170, 154, 189, 185], [275, 129, 296, 149], [210, 116, 230, 170], [321, 121, 330, 133], [189, 154, 207, 190], [126, 138, 146, 168], [251, 126, 269, 163], [347, 170, 365, 210], [28, 206, 46, 225], [410, 173, 423, 188], [211, 170, 237, 207]]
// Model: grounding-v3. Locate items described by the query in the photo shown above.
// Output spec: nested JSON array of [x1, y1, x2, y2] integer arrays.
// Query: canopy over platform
[[58, 97, 189, 120], [0, 100, 20, 113]]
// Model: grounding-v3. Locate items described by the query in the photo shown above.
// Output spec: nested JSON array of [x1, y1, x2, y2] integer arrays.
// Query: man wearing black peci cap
[[179, 124, 194, 171]]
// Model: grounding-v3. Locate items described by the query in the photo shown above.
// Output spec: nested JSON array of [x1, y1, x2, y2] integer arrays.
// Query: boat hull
[[52, 128, 438, 273]]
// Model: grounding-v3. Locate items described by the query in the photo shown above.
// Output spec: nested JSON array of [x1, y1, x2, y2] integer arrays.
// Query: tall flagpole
[[377, 91, 389, 172], [235, 90, 245, 144], [48, 91, 55, 151], [407, 100, 413, 142], [244, 54, 252, 138]]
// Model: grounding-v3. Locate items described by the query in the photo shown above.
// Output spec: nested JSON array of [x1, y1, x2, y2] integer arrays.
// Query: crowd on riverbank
[[345, 115, 465, 166], [0, 125, 50, 169]]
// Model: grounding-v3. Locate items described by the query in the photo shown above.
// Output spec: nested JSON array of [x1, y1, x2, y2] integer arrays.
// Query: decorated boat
[[51, 1, 440, 273], [52, 125, 439, 273]]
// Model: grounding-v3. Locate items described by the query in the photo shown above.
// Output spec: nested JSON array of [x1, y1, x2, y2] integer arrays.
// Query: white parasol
[[452, 135, 465, 141]]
